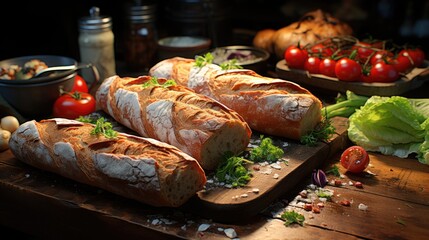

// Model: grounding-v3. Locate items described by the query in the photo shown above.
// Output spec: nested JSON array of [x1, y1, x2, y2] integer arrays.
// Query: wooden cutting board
[[184, 116, 350, 222], [0, 117, 350, 223]]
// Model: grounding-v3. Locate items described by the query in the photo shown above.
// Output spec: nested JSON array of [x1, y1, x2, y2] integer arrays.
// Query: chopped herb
[[316, 188, 333, 200], [142, 76, 176, 88], [220, 59, 243, 70], [91, 117, 118, 139], [194, 52, 214, 68], [280, 210, 305, 226], [396, 218, 406, 226], [300, 117, 336, 146], [325, 165, 341, 177], [250, 135, 284, 163], [215, 153, 253, 187], [76, 115, 97, 123]]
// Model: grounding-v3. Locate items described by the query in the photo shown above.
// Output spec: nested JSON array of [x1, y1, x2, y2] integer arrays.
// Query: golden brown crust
[[9, 118, 207, 207]]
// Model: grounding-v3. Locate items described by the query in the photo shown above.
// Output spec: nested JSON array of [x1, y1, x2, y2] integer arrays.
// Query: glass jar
[[124, 3, 158, 72], [78, 6, 116, 83]]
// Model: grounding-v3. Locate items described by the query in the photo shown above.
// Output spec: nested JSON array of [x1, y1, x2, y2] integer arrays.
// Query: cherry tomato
[[310, 43, 333, 58], [319, 58, 337, 77], [370, 50, 394, 65], [340, 146, 370, 173], [399, 48, 425, 67], [71, 75, 89, 93], [335, 58, 362, 81], [369, 62, 400, 83], [284, 45, 308, 69], [391, 54, 412, 73], [53, 92, 96, 119], [353, 42, 375, 63], [304, 57, 321, 74]]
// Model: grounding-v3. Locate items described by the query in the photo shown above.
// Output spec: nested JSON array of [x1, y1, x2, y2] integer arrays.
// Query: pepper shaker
[[78, 6, 116, 84]]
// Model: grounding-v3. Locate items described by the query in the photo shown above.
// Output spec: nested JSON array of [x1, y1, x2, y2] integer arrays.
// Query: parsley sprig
[[281, 210, 305, 226], [300, 117, 336, 146], [219, 59, 243, 70], [250, 136, 284, 163], [194, 53, 214, 68], [90, 117, 118, 139], [142, 76, 176, 88], [215, 153, 253, 188]]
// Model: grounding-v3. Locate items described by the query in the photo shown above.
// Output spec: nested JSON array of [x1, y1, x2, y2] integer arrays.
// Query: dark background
[[1, 0, 428, 64]]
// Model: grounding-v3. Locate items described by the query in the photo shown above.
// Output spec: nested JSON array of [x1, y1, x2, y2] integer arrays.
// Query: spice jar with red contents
[[124, 1, 158, 72]]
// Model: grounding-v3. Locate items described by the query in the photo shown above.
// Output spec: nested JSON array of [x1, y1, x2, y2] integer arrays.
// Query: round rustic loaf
[[253, 9, 353, 59]]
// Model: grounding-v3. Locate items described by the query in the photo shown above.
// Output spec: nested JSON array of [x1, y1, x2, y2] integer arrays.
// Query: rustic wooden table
[[1, 141, 428, 239]]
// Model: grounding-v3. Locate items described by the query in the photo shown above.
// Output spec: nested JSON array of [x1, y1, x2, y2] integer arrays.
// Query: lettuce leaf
[[348, 96, 429, 164]]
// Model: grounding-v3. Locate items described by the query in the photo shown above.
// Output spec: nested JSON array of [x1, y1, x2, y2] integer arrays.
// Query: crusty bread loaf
[[96, 75, 252, 170], [253, 9, 353, 59], [149, 57, 323, 140], [8, 118, 207, 207]]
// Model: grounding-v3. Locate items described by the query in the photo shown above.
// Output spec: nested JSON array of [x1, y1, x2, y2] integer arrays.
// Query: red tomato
[[353, 42, 375, 63], [310, 43, 333, 58], [391, 54, 412, 73], [369, 62, 400, 83], [370, 50, 394, 65], [319, 58, 337, 77], [340, 146, 370, 173], [399, 48, 425, 67], [71, 75, 89, 93], [304, 57, 321, 74], [284, 45, 308, 69], [53, 92, 96, 119], [335, 58, 362, 81]]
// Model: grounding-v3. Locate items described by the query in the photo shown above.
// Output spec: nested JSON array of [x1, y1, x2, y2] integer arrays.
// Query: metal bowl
[[0, 55, 78, 119], [207, 45, 270, 74]]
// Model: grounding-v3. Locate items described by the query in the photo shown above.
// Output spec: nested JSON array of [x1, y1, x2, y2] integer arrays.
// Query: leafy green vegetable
[[325, 165, 341, 177], [219, 59, 243, 70], [142, 76, 176, 88], [300, 117, 336, 146], [215, 153, 253, 187], [280, 210, 305, 226], [91, 117, 118, 139], [348, 95, 429, 164], [194, 52, 214, 68], [250, 136, 284, 163], [315, 188, 333, 200], [323, 91, 369, 118]]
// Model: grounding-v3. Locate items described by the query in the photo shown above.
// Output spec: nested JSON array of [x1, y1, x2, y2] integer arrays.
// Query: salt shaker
[[78, 6, 116, 83]]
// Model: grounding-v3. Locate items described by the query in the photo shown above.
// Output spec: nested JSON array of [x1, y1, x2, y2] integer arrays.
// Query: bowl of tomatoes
[[0, 55, 97, 119]]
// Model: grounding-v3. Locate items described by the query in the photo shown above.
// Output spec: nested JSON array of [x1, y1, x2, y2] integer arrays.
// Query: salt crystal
[[358, 203, 368, 211], [270, 162, 282, 170], [273, 173, 279, 179], [252, 188, 260, 193], [240, 194, 248, 198], [224, 228, 237, 238], [198, 223, 211, 232]]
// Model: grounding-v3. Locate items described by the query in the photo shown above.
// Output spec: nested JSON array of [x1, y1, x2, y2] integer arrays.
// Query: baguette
[[8, 118, 207, 207], [96, 75, 252, 170], [149, 57, 323, 140]]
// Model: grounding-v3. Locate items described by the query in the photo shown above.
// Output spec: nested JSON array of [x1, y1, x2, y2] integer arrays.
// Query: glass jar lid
[[79, 6, 112, 30]]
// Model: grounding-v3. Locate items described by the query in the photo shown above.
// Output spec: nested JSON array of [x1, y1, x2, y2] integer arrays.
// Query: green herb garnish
[[325, 165, 341, 177], [194, 52, 214, 67], [215, 153, 253, 188], [220, 59, 243, 70], [250, 135, 284, 163], [142, 76, 176, 88], [76, 116, 96, 123], [90, 117, 118, 139], [300, 117, 336, 146], [316, 188, 333, 200], [280, 210, 305, 226]]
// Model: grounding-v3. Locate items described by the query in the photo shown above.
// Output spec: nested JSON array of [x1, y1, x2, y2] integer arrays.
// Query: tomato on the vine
[[391, 54, 412, 73], [335, 57, 362, 81], [53, 92, 96, 119], [370, 50, 394, 65], [319, 58, 337, 77], [340, 146, 370, 173], [284, 45, 308, 69], [304, 57, 321, 74], [399, 48, 425, 67], [369, 62, 399, 83], [71, 75, 89, 93], [353, 42, 375, 63], [310, 43, 333, 58]]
